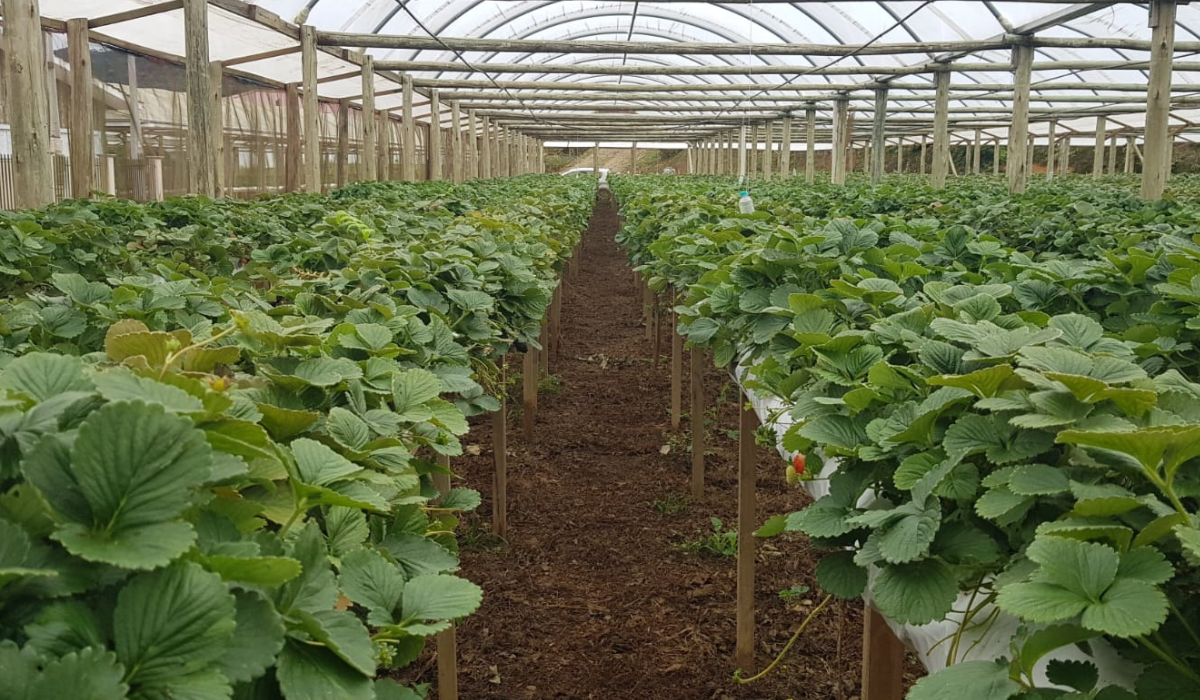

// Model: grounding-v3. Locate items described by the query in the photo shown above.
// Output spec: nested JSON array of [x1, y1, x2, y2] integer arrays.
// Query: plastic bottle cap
[[740, 191, 749, 197]]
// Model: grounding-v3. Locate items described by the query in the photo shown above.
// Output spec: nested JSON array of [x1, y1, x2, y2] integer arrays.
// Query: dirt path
[[407, 199, 886, 699]]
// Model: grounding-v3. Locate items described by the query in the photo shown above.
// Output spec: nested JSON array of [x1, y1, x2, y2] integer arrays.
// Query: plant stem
[[735, 594, 833, 684], [1138, 637, 1200, 684]]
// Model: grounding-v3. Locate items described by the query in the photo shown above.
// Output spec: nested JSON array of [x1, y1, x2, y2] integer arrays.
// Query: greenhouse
[[1, 1, 1200, 699]]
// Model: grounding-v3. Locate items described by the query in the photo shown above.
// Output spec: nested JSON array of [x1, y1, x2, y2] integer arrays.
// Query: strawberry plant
[[615, 174, 1200, 698], [0, 175, 592, 699]]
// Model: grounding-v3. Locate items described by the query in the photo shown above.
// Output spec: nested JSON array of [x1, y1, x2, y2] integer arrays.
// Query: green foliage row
[[614, 174, 1200, 699], [0, 176, 593, 700]]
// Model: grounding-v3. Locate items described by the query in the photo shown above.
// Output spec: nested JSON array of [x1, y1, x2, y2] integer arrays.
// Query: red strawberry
[[793, 453, 806, 474]]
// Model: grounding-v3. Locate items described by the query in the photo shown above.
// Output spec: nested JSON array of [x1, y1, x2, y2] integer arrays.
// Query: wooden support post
[[738, 124, 749, 182], [492, 360, 508, 538], [972, 128, 983, 174], [285, 83, 302, 192], [1028, 133, 1036, 175], [736, 398, 758, 672], [480, 116, 492, 178], [1108, 132, 1119, 175], [931, 68, 951, 188], [1007, 43, 1033, 193], [652, 294, 663, 369], [1126, 135, 1137, 173], [895, 137, 904, 174], [1142, 0, 1176, 199], [466, 108, 478, 178], [748, 124, 759, 177], [522, 347, 536, 440], [1061, 136, 1072, 175], [429, 90, 443, 181], [105, 156, 117, 195], [1093, 116, 1107, 177], [779, 115, 793, 176], [804, 106, 816, 184], [377, 111, 389, 180], [629, 142, 637, 174], [871, 87, 887, 184], [67, 18, 94, 199], [301, 25, 321, 193], [211, 61, 226, 197], [690, 348, 705, 499], [149, 157, 165, 200], [361, 57, 377, 181], [994, 137, 1002, 175], [550, 286, 562, 364], [1046, 120, 1058, 179], [831, 98, 848, 185], [184, 0, 217, 197], [862, 605, 906, 700], [336, 98, 350, 187], [450, 100, 463, 183], [919, 134, 927, 175], [762, 121, 773, 181], [402, 74, 416, 181]]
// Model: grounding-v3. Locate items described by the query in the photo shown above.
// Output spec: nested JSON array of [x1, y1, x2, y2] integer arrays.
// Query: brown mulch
[[402, 198, 920, 699]]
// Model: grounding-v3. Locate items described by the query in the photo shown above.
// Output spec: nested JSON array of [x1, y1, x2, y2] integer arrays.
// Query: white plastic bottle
[[738, 191, 755, 214]]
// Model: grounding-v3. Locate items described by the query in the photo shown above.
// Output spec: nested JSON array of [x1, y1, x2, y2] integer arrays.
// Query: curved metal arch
[[471, 27, 814, 89]]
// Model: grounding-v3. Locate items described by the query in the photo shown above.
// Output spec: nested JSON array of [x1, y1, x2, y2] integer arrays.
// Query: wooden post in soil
[[1093, 116, 1107, 177], [186, 0, 218, 197], [805, 105, 816, 184], [652, 293, 663, 369], [432, 454, 459, 700], [285, 84, 303, 192], [538, 325, 549, 379], [362, 57, 377, 181], [429, 90, 443, 181], [522, 347, 536, 440], [689, 348, 705, 499], [550, 286, 563, 365], [644, 282, 654, 342], [862, 605, 905, 700], [492, 358, 508, 538], [931, 67, 951, 188], [736, 397, 759, 672], [670, 295, 683, 430], [1046, 120, 1058, 179]]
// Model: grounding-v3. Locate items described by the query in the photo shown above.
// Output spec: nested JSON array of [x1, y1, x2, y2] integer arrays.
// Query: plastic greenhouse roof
[[30, 1, 1200, 146]]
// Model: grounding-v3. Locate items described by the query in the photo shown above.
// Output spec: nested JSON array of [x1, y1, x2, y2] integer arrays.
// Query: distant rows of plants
[[0, 176, 592, 700], [615, 174, 1200, 699]]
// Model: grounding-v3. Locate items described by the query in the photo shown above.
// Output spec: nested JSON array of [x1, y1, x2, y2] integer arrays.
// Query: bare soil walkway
[[409, 199, 882, 700]]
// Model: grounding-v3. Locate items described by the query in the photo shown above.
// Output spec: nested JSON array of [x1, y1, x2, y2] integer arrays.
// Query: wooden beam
[[362, 58, 377, 181], [67, 18, 94, 199], [871, 87, 887, 184], [185, 0, 217, 197], [378, 58, 1200, 77], [88, 0, 183, 29], [221, 45, 301, 68], [1008, 44, 1033, 193], [931, 69, 951, 188], [1142, 0, 1176, 200], [402, 74, 416, 181], [323, 32, 1031, 57], [301, 25, 322, 193]]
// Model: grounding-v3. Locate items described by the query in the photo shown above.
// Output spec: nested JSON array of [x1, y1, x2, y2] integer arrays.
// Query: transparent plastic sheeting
[[731, 362, 1137, 690]]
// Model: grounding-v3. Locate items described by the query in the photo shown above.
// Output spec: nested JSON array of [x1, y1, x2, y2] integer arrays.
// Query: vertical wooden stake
[[643, 281, 654, 341], [429, 89, 443, 181], [652, 295, 663, 370], [492, 363, 508, 538], [522, 349, 536, 441], [931, 68, 951, 188], [300, 25, 321, 193], [6, 0, 54, 209], [538, 326, 549, 380], [1093, 116, 1107, 178], [805, 105, 816, 184], [431, 454, 458, 700], [551, 286, 563, 363], [736, 399, 758, 672], [1142, 0, 1177, 200], [335, 98, 350, 188], [670, 307, 683, 430], [285, 83, 302, 193], [862, 605, 905, 700], [870, 87, 887, 184], [690, 348, 705, 500]]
